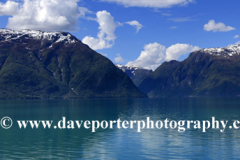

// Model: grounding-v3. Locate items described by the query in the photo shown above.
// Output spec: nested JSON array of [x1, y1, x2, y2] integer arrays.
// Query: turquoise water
[[0, 98, 240, 159]]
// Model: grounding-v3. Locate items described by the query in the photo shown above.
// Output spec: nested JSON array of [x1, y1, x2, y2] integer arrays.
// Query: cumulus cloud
[[0, 1, 19, 16], [114, 53, 124, 63], [4, 0, 82, 31], [99, 0, 195, 8], [126, 20, 143, 33], [204, 20, 235, 32], [126, 42, 200, 70], [234, 35, 239, 39], [165, 43, 200, 61], [126, 42, 166, 70], [82, 10, 117, 50]]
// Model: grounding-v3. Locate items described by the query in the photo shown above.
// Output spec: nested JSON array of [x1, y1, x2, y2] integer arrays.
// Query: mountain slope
[[116, 64, 152, 86], [138, 45, 240, 97], [0, 29, 146, 99]]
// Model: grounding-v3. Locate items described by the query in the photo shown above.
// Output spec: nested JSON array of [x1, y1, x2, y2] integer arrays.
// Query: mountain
[[138, 44, 240, 97], [116, 64, 152, 86], [0, 29, 146, 99]]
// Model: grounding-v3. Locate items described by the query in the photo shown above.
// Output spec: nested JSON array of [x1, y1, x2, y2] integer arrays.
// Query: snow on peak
[[116, 64, 150, 71], [115, 64, 124, 68], [125, 65, 144, 70], [198, 44, 240, 57], [0, 29, 78, 44]]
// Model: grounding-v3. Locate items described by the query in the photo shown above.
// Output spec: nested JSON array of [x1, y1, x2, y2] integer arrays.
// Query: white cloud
[[170, 26, 177, 29], [116, 22, 123, 26], [126, 42, 166, 70], [126, 20, 143, 33], [78, 7, 97, 22], [79, 7, 93, 17], [0, 1, 19, 16], [5, 0, 81, 31], [99, 0, 195, 8], [204, 20, 235, 32], [126, 42, 200, 70], [236, 41, 240, 45], [162, 13, 171, 16], [114, 53, 124, 63], [234, 35, 239, 39], [165, 43, 200, 61], [82, 10, 117, 50], [169, 17, 192, 22]]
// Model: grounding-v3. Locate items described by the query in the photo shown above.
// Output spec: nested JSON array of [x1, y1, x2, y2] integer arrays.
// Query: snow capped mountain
[[0, 29, 146, 99], [116, 64, 146, 73], [139, 44, 240, 97], [0, 29, 79, 45], [116, 64, 152, 86], [197, 44, 240, 57]]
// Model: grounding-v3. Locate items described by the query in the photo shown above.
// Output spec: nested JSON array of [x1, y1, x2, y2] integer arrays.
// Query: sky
[[0, 0, 239, 70]]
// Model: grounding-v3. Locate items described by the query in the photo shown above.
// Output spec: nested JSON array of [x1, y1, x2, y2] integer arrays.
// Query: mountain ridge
[[138, 44, 240, 97], [0, 29, 147, 99]]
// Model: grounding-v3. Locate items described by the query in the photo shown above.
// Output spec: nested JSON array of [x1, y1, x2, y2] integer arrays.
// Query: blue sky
[[0, 0, 239, 69]]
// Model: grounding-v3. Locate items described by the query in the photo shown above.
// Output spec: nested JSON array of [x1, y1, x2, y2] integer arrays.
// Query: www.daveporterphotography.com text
[[1, 116, 240, 133]]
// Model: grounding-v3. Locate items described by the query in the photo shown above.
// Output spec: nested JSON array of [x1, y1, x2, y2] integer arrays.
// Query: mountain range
[[1, 28, 240, 98], [0, 29, 146, 99], [138, 44, 240, 97]]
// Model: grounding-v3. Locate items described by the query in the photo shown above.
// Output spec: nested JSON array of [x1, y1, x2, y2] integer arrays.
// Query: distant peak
[[197, 44, 240, 57], [116, 64, 151, 71]]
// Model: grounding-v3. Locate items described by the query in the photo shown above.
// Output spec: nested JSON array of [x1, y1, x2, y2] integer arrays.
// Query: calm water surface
[[0, 98, 240, 159]]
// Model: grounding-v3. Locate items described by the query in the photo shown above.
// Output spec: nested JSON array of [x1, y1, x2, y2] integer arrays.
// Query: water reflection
[[0, 98, 239, 159]]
